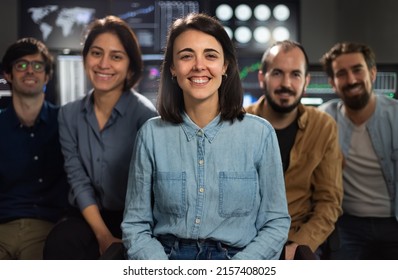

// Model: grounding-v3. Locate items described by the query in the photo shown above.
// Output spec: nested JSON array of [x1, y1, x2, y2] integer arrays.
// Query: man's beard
[[340, 83, 371, 111], [264, 86, 303, 113]]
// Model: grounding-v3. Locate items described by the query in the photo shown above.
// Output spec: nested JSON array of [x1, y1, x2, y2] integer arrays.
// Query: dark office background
[[2, 0, 398, 63], [1, 0, 398, 107]]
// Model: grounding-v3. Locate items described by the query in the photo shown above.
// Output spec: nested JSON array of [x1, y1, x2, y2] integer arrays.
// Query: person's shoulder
[[301, 105, 338, 136], [61, 96, 86, 111], [140, 115, 165, 129], [242, 113, 274, 130], [317, 98, 340, 111], [130, 90, 157, 112], [137, 116, 170, 137], [304, 104, 336, 122], [244, 102, 257, 114], [377, 94, 398, 106], [317, 98, 341, 119], [58, 96, 87, 121]]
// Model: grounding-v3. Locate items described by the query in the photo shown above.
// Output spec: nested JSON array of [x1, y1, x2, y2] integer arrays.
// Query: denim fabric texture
[[122, 113, 290, 260], [159, 234, 242, 260], [320, 95, 398, 220]]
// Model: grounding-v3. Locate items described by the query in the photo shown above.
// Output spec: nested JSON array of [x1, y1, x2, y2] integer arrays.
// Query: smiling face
[[84, 32, 130, 96], [259, 46, 309, 114], [170, 29, 227, 110], [4, 53, 49, 99], [330, 52, 376, 110]]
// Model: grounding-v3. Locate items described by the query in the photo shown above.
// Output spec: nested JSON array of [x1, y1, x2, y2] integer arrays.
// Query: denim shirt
[[122, 113, 290, 260], [319, 95, 398, 220]]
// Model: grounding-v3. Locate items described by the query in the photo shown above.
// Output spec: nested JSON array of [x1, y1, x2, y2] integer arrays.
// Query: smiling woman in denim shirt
[[121, 13, 290, 260]]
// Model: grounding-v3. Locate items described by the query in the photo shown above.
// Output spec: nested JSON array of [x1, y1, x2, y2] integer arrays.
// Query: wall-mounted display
[[111, 0, 202, 54], [19, 0, 109, 52]]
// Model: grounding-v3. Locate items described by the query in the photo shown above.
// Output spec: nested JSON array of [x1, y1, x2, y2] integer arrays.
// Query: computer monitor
[[111, 0, 203, 55], [305, 64, 398, 106], [138, 54, 163, 106]]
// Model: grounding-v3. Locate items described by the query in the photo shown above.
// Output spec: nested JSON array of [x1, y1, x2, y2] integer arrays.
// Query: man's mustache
[[274, 87, 295, 95], [343, 83, 362, 92]]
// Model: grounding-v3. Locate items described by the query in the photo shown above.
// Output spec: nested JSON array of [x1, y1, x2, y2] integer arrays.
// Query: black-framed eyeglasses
[[13, 60, 46, 73]]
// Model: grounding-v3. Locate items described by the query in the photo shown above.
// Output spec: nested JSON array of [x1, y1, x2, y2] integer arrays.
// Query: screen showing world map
[[19, 0, 109, 51]]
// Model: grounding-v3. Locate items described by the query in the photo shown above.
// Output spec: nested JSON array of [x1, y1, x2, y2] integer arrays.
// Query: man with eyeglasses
[[0, 37, 69, 259]]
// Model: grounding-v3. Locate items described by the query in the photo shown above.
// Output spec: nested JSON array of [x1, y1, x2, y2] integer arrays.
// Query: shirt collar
[[296, 103, 308, 130], [180, 112, 223, 143], [6, 100, 50, 127], [82, 90, 131, 117]]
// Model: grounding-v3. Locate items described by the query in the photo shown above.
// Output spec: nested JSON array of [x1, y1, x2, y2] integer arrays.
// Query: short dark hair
[[260, 40, 309, 76], [2, 37, 54, 78], [320, 42, 376, 78], [157, 13, 245, 124], [82, 15, 143, 90]]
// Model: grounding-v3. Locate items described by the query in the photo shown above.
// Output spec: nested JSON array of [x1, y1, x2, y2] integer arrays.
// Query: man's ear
[[3, 72, 12, 84], [370, 66, 377, 83], [304, 73, 311, 91], [328, 77, 337, 92], [258, 70, 265, 89]]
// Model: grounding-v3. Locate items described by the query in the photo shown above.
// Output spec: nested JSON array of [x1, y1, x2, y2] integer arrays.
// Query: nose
[[281, 74, 292, 87], [346, 70, 357, 84], [25, 63, 35, 73], [98, 55, 110, 68], [192, 56, 205, 71]]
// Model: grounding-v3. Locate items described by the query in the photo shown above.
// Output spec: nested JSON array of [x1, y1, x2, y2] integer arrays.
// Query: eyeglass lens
[[14, 60, 45, 73]]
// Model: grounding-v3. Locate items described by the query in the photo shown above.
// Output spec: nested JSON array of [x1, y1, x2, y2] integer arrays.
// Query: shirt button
[[198, 159, 204, 165], [197, 130, 203, 136], [30, 133, 35, 138], [33, 156, 39, 160], [199, 187, 204, 193], [195, 218, 201, 224]]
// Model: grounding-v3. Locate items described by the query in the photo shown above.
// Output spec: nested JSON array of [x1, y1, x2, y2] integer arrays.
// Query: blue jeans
[[331, 214, 398, 259], [158, 234, 243, 260]]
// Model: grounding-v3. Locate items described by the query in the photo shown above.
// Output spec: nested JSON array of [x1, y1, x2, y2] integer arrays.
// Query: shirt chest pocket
[[154, 172, 186, 217], [218, 171, 257, 218]]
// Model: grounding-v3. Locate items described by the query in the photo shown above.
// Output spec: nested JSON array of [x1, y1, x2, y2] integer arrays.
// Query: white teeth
[[191, 78, 208, 84], [97, 73, 112, 78]]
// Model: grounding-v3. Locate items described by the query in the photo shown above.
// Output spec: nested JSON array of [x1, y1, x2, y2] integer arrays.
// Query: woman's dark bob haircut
[[157, 13, 245, 124]]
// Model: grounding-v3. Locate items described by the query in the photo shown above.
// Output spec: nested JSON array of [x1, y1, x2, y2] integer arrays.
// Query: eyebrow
[[176, 48, 221, 54], [90, 46, 126, 55]]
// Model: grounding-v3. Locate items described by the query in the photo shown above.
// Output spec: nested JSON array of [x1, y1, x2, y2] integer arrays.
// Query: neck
[[344, 94, 376, 125], [185, 101, 219, 129], [12, 92, 45, 127], [93, 90, 123, 130]]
